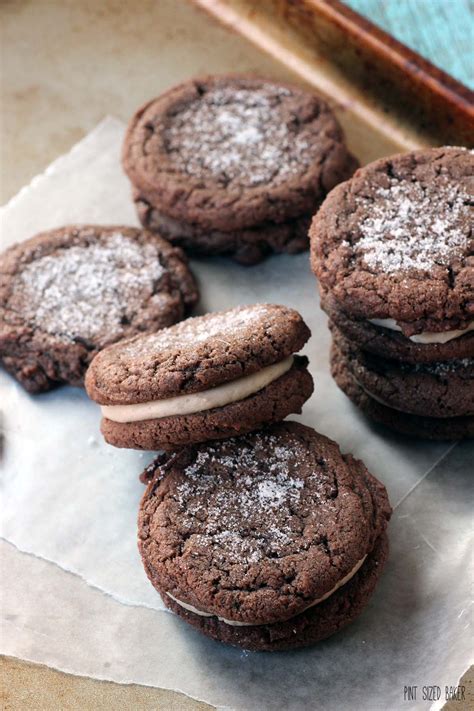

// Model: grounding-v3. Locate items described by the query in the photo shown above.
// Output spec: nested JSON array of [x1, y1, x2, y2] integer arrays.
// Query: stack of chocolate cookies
[[86, 303, 391, 651], [1, 74, 393, 652], [310, 146, 474, 440], [122, 75, 358, 265]]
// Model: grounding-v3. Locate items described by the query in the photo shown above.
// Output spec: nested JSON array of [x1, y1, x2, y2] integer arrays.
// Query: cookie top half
[[122, 75, 357, 232], [85, 303, 310, 405], [310, 147, 473, 332], [138, 422, 391, 626], [0, 226, 198, 391]]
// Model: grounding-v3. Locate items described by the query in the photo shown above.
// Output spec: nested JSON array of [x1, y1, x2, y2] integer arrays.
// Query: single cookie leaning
[[138, 422, 391, 651], [123, 75, 358, 264], [310, 146, 474, 361], [85, 304, 313, 450], [0, 226, 198, 393]]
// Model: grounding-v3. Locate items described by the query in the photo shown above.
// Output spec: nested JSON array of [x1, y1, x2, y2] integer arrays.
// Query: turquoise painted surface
[[345, 0, 473, 89]]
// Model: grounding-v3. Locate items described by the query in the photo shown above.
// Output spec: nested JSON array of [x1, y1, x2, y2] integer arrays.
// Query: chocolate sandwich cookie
[[331, 342, 474, 440], [310, 146, 474, 361], [134, 197, 310, 266], [85, 304, 313, 450], [123, 75, 358, 264], [0, 226, 198, 393], [332, 328, 474, 418], [323, 290, 474, 364], [138, 422, 391, 651]]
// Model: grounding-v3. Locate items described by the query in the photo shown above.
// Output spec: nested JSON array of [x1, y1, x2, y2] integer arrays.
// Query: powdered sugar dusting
[[166, 85, 310, 187], [15, 233, 166, 342], [351, 179, 472, 274], [121, 304, 271, 358], [411, 357, 473, 376], [172, 432, 318, 565]]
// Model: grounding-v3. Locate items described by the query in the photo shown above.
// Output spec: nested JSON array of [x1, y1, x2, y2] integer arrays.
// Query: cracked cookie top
[[85, 303, 310, 405], [310, 146, 474, 330], [0, 226, 198, 390], [138, 422, 391, 625], [122, 75, 358, 232]]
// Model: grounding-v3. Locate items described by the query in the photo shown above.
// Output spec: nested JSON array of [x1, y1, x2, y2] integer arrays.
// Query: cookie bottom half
[[135, 196, 312, 266], [152, 533, 388, 652], [331, 331, 474, 419], [321, 290, 474, 364], [331, 345, 474, 440]]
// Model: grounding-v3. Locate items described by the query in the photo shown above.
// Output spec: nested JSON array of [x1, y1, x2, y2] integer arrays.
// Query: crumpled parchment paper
[[1, 118, 472, 710]]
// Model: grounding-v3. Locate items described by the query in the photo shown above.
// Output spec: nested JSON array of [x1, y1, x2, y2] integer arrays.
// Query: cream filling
[[102, 357, 294, 423], [166, 555, 367, 627], [369, 318, 474, 344]]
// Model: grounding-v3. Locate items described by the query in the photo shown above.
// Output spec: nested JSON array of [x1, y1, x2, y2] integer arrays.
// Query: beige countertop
[[1, 0, 297, 205]]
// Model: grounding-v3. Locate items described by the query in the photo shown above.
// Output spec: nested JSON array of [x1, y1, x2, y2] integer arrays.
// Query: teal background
[[345, 0, 473, 89]]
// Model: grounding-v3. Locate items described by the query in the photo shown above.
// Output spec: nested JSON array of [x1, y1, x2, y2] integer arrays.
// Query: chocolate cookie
[[134, 196, 311, 266], [332, 328, 474, 418], [123, 75, 358, 263], [323, 290, 474, 364], [85, 304, 313, 449], [331, 342, 474, 440], [310, 146, 474, 354], [0, 226, 198, 393], [138, 422, 391, 651]]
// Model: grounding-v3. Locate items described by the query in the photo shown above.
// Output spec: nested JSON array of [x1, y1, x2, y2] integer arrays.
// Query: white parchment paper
[[1, 118, 472, 710]]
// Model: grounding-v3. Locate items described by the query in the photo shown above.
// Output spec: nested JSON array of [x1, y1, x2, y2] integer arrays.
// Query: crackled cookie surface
[[85, 304, 313, 449], [123, 75, 357, 263], [0, 225, 198, 392], [138, 422, 391, 650], [311, 147, 474, 339]]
